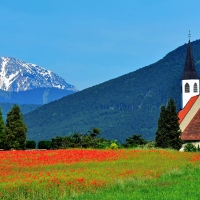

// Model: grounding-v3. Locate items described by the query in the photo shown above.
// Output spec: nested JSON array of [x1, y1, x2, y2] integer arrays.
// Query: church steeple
[[181, 32, 200, 109], [181, 40, 199, 80]]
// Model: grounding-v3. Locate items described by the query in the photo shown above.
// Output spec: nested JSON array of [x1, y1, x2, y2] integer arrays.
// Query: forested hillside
[[0, 103, 40, 120], [0, 87, 76, 105], [24, 40, 200, 143]]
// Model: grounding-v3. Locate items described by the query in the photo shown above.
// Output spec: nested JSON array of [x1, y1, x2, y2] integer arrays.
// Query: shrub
[[98, 141, 109, 149], [144, 141, 156, 148], [26, 140, 36, 149], [38, 140, 52, 149], [110, 143, 118, 149], [184, 143, 196, 152], [124, 134, 147, 148]]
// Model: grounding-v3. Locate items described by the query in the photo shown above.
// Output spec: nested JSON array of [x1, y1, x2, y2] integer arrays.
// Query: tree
[[52, 136, 64, 149], [166, 99, 182, 150], [26, 140, 36, 149], [155, 106, 167, 148], [38, 140, 52, 149], [124, 134, 147, 147], [88, 127, 100, 138], [155, 99, 182, 150], [4, 104, 27, 150], [0, 108, 5, 149], [71, 133, 83, 147]]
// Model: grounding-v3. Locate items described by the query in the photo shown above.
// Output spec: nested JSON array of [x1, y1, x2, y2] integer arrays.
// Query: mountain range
[[0, 57, 78, 104], [23, 40, 200, 143]]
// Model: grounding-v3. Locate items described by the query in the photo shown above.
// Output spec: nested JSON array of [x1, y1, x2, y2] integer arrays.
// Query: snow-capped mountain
[[0, 57, 78, 92]]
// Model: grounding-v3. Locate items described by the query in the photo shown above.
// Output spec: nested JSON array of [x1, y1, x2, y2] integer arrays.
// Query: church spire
[[181, 34, 199, 80], [181, 32, 200, 109]]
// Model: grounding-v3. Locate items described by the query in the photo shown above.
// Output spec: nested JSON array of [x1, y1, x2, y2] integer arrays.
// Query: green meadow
[[70, 166, 200, 200], [1, 149, 200, 200]]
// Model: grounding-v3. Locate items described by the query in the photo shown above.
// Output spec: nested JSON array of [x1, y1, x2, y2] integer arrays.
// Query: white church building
[[178, 39, 200, 141]]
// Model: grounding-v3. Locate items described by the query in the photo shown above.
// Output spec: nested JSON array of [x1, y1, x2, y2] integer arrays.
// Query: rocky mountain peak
[[0, 57, 78, 92]]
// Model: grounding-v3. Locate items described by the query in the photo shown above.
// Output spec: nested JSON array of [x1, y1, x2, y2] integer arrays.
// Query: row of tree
[[51, 127, 109, 149], [25, 133, 149, 150], [26, 140, 52, 149], [0, 104, 27, 150], [50, 130, 148, 149]]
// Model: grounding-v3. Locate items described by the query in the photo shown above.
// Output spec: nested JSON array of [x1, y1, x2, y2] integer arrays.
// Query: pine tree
[[155, 105, 168, 148], [0, 108, 5, 149], [4, 104, 27, 150], [155, 99, 182, 150], [166, 98, 182, 150]]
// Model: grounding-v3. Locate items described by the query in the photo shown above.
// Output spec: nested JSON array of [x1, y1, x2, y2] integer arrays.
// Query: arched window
[[194, 83, 198, 93], [185, 83, 190, 93]]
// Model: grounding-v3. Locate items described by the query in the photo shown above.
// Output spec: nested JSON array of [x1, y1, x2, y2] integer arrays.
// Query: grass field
[[1, 149, 200, 200]]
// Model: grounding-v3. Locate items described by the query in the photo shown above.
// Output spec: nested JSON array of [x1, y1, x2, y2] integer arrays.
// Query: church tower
[[181, 38, 199, 109]]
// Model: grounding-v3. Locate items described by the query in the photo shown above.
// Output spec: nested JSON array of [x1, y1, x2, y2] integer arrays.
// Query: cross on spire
[[182, 32, 199, 80], [188, 30, 191, 40]]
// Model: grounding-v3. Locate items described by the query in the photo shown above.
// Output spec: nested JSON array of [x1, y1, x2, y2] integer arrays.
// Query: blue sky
[[0, 1, 200, 90]]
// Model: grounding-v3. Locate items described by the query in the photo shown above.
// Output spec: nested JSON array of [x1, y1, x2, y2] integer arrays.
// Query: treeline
[[31, 129, 151, 150]]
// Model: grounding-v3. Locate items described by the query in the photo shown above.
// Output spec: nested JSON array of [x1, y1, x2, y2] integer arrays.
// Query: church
[[178, 37, 200, 142]]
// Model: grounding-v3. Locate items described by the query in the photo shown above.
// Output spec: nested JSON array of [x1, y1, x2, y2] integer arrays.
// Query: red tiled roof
[[178, 95, 199, 123], [181, 108, 200, 141]]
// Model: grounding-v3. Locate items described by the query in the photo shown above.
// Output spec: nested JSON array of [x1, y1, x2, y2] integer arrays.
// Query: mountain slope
[[0, 103, 40, 120], [24, 40, 200, 143], [0, 87, 75, 104]]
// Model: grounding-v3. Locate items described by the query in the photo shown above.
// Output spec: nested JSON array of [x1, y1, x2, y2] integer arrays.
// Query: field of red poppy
[[0, 149, 200, 200]]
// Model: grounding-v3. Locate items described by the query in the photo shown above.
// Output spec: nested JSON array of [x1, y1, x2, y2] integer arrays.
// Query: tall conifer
[[155, 105, 167, 148], [155, 99, 182, 150], [4, 104, 27, 150], [166, 98, 182, 150]]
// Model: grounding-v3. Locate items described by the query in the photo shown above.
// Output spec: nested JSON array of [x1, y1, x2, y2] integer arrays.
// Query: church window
[[194, 83, 198, 93], [185, 83, 190, 93]]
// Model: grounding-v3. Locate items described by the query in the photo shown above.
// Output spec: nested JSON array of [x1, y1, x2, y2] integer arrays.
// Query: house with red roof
[[179, 39, 200, 142]]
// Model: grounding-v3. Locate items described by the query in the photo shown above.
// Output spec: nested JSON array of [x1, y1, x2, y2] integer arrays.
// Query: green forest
[[24, 40, 200, 143], [0, 103, 40, 119]]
